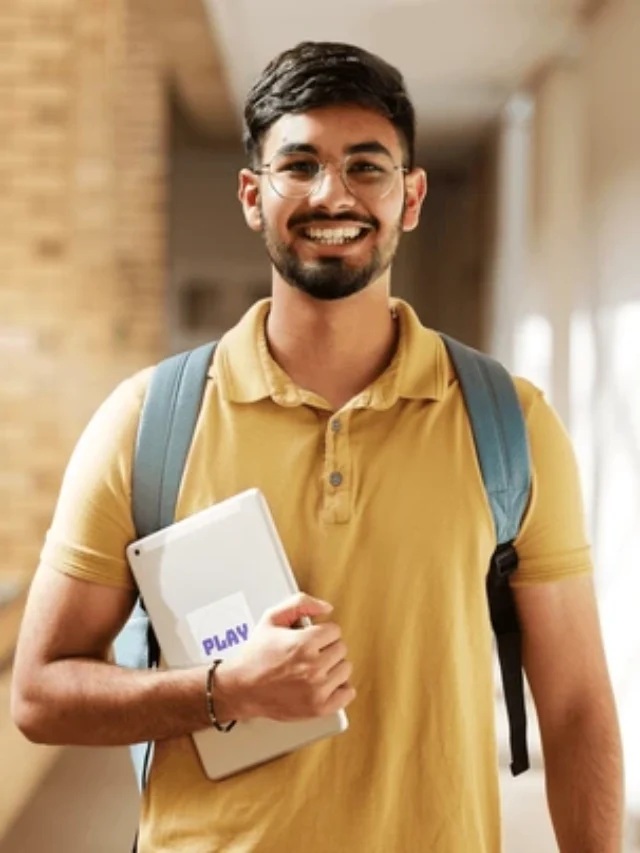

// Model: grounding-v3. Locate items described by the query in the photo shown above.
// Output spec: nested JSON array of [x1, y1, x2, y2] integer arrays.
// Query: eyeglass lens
[[266, 152, 400, 200]]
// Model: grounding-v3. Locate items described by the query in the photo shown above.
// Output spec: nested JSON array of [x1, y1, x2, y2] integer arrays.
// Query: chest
[[178, 396, 496, 604]]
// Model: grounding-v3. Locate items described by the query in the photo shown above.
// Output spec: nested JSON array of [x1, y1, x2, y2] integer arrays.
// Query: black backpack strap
[[488, 544, 530, 775], [440, 334, 532, 776]]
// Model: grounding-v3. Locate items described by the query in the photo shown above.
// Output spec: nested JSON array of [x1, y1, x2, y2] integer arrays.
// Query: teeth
[[303, 227, 364, 245]]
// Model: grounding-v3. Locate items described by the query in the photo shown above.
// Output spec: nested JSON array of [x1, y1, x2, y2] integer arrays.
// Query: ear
[[401, 168, 427, 233], [238, 169, 263, 231]]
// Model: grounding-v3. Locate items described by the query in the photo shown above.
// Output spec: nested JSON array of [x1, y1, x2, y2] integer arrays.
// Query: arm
[[10, 564, 355, 747], [513, 575, 624, 853], [12, 371, 354, 748], [11, 564, 214, 745]]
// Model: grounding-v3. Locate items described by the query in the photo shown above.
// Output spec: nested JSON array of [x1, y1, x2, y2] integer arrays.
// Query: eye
[[346, 158, 391, 184], [276, 158, 319, 179], [348, 160, 384, 174]]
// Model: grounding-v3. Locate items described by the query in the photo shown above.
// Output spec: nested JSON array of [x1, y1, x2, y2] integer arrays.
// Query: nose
[[309, 162, 356, 209]]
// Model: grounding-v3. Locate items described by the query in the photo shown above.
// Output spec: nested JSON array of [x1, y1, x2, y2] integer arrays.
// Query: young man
[[12, 42, 623, 852]]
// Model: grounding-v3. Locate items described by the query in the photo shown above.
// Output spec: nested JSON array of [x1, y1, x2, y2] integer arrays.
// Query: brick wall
[[0, 0, 167, 584]]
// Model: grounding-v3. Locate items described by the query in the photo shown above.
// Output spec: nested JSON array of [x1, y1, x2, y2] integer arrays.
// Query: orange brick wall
[[0, 0, 167, 581]]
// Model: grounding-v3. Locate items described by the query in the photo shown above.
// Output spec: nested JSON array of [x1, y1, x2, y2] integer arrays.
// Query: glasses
[[254, 151, 408, 202]]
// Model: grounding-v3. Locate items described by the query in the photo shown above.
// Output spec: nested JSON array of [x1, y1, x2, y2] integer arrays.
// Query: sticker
[[185, 592, 255, 663]]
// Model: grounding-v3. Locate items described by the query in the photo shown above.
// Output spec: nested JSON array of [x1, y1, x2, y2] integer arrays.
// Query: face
[[239, 104, 427, 302]]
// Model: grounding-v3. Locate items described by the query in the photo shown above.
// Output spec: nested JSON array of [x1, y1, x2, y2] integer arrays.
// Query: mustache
[[288, 212, 378, 229]]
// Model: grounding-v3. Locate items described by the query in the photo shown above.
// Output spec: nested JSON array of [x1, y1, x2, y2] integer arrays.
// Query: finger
[[324, 659, 353, 696], [320, 682, 357, 716], [299, 622, 342, 652], [317, 638, 348, 672], [265, 593, 333, 628]]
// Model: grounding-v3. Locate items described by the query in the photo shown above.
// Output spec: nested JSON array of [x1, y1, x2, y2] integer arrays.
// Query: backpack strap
[[440, 334, 532, 776], [132, 342, 219, 538], [113, 341, 217, 797]]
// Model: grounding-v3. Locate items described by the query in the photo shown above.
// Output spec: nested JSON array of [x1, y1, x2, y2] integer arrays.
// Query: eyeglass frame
[[252, 150, 409, 202]]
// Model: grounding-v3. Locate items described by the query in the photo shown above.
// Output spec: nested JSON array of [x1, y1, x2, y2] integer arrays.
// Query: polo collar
[[212, 298, 448, 409]]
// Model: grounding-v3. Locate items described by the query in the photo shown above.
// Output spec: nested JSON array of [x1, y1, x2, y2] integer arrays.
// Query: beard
[[260, 205, 404, 302]]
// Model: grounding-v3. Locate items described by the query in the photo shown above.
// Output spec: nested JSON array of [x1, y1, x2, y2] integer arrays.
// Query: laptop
[[126, 487, 348, 780]]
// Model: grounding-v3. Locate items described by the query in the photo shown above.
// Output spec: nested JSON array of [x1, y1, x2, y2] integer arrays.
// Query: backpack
[[113, 332, 532, 800]]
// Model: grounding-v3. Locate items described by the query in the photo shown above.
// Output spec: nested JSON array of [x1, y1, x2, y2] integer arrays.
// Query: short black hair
[[243, 42, 416, 169]]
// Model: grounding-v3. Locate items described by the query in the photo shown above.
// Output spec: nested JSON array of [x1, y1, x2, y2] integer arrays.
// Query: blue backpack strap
[[113, 341, 217, 798], [132, 342, 219, 537], [440, 334, 532, 776]]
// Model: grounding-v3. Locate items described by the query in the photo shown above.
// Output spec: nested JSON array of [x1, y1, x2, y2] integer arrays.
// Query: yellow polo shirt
[[42, 299, 592, 853]]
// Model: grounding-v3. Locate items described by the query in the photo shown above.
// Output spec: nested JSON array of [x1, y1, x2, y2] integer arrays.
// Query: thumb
[[266, 592, 333, 628]]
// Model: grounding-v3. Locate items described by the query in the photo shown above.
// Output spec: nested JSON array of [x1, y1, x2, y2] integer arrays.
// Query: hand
[[215, 593, 356, 722]]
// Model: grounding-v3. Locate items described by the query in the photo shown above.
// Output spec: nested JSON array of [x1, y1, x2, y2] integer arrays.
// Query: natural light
[[515, 303, 640, 808]]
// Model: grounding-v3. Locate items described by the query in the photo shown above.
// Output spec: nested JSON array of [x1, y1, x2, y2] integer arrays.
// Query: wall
[[410, 148, 493, 349], [0, 0, 168, 831], [169, 129, 267, 351], [0, 0, 168, 592], [515, 0, 640, 815], [586, 0, 640, 309], [583, 0, 640, 811]]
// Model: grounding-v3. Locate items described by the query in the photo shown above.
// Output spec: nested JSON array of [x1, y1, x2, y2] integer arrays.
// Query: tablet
[[126, 487, 348, 780]]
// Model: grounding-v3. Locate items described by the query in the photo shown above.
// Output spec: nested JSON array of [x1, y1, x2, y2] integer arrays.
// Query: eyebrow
[[346, 141, 393, 157], [274, 143, 317, 157], [273, 140, 393, 158]]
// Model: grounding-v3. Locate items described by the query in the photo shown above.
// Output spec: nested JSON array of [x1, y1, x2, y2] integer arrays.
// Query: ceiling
[[198, 0, 595, 160]]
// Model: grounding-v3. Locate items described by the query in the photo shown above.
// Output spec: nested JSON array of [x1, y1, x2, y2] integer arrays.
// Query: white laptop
[[126, 487, 348, 780]]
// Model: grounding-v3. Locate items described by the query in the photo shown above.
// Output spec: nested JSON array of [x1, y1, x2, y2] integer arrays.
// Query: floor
[[0, 746, 637, 853]]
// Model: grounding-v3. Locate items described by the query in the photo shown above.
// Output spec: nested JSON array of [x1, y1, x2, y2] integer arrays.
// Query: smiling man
[[11, 42, 623, 853], [248, 126, 411, 302]]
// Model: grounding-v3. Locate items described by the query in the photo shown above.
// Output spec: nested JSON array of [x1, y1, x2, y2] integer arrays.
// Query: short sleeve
[[511, 380, 593, 585], [40, 369, 152, 590]]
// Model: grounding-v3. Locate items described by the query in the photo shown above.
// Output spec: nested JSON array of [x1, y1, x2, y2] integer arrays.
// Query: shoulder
[[73, 368, 152, 452], [60, 365, 156, 498], [510, 377, 570, 451], [506, 376, 575, 466], [512, 376, 545, 422], [40, 366, 157, 590], [108, 365, 154, 412]]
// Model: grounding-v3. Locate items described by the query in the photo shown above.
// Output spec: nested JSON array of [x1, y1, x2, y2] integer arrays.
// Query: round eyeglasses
[[254, 151, 408, 203]]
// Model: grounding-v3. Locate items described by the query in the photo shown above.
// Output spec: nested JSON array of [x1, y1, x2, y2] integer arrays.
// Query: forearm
[[542, 704, 625, 853], [12, 658, 242, 747]]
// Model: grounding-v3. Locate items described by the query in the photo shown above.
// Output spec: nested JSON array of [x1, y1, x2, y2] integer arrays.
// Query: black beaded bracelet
[[205, 659, 237, 733]]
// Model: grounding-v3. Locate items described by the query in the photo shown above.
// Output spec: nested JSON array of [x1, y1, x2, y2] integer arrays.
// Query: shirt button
[[331, 419, 341, 433], [329, 471, 343, 487]]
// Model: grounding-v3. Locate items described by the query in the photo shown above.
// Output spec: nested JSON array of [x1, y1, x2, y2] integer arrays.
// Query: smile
[[301, 226, 368, 246]]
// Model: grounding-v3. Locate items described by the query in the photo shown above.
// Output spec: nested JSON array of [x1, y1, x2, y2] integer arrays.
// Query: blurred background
[[0, 0, 638, 850]]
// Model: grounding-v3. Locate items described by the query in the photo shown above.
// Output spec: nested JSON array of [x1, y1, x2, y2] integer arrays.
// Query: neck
[[265, 277, 398, 410]]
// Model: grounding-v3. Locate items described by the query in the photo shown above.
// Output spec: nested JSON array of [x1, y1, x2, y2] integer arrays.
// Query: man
[[11, 41, 623, 852]]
